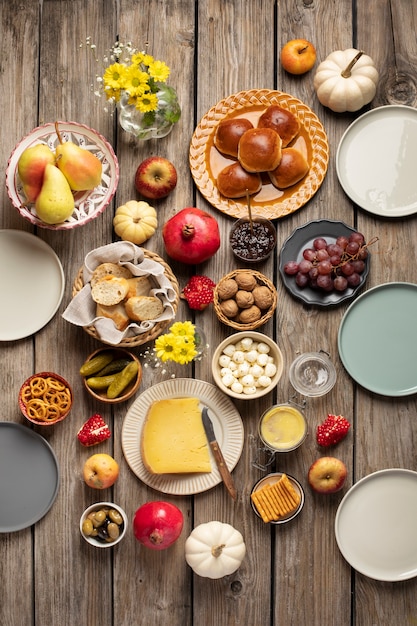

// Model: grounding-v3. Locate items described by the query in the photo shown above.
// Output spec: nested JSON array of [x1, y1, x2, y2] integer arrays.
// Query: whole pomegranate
[[133, 501, 184, 550], [162, 207, 220, 264]]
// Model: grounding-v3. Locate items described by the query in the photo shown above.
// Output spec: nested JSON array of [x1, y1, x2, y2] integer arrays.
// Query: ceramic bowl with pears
[[6, 121, 119, 231]]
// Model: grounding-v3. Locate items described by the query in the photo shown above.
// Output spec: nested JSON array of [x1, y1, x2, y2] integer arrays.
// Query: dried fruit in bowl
[[77, 414, 111, 446], [181, 275, 216, 311], [316, 414, 350, 447]]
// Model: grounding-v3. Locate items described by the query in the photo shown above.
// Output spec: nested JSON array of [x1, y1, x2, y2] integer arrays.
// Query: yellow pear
[[35, 164, 75, 224], [54, 122, 102, 191], [17, 144, 55, 204]]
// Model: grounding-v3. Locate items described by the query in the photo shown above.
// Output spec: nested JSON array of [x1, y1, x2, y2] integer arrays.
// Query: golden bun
[[257, 105, 301, 147], [216, 162, 262, 198], [268, 148, 309, 189], [214, 118, 254, 157], [238, 128, 282, 173]]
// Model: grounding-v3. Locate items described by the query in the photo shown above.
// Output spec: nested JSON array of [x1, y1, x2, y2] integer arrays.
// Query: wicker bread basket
[[72, 249, 179, 348], [213, 269, 277, 331]]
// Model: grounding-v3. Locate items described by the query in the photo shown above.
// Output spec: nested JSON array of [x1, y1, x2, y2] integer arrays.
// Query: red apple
[[134, 156, 177, 199], [308, 456, 347, 494], [83, 453, 119, 489], [280, 39, 316, 75]]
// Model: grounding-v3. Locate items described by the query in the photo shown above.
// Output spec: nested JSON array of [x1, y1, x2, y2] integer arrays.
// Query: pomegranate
[[162, 207, 220, 264], [133, 501, 184, 550]]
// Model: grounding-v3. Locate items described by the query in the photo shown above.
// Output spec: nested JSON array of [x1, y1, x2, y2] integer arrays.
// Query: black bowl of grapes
[[279, 219, 373, 307]]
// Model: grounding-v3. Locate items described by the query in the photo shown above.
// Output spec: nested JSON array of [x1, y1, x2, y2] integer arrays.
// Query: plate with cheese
[[121, 378, 244, 495]]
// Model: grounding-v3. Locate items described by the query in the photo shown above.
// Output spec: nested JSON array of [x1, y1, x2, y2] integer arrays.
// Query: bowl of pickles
[[80, 347, 142, 404]]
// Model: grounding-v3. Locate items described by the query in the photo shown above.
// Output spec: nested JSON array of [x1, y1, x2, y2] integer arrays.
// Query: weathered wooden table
[[1, 1, 417, 624]]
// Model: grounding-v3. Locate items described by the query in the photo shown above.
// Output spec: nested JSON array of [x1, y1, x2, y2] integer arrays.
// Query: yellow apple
[[83, 453, 119, 489], [280, 39, 316, 75]]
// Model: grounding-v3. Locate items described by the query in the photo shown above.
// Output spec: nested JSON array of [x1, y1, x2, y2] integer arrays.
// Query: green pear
[[17, 144, 55, 204], [35, 164, 75, 224], [54, 122, 102, 191]]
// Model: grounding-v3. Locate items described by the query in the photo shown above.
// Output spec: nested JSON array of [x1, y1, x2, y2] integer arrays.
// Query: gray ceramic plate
[[0, 423, 59, 532], [279, 219, 370, 307]]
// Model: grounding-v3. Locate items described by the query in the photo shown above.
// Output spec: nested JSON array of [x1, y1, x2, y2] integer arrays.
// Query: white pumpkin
[[313, 49, 379, 113], [113, 200, 158, 245], [185, 521, 246, 579]]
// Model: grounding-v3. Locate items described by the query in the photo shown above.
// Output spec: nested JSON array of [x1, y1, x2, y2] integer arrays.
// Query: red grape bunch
[[284, 232, 372, 293]]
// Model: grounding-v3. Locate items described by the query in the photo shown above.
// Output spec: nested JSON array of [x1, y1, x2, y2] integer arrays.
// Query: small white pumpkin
[[185, 521, 246, 579], [313, 49, 379, 113], [113, 200, 158, 245]]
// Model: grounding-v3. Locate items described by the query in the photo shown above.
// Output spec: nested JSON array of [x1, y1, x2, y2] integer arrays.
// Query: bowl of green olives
[[80, 502, 127, 547]]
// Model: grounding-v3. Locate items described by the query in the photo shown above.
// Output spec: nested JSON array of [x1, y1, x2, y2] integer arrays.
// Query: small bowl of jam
[[230, 216, 277, 263]]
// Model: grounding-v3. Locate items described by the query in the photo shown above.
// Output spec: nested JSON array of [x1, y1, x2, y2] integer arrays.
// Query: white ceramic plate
[[335, 469, 417, 581], [6, 121, 119, 230], [0, 230, 65, 341], [336, 105, 417, 217], [338, 282, 417, 396], [0, 422, 59, 532], [122, 378, 244, 495]]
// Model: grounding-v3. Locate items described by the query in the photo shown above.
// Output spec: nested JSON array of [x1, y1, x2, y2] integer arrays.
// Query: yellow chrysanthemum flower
[[103, 62, 128, 90], [154, 323, 198, 364], [170, 321, 195, 339], [147, 59, 170, 82], [124, 67, 150, 96], [136, 92, 159, 113]]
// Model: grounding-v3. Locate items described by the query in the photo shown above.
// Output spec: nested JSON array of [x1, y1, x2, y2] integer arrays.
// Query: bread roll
[[268, 147, 309, 189], [90, 262, 133, 288], [125, 276, 153, 300], [238, 128, 282, 172], [257, 105, 301, 147], [216, 162, 262, 198], [214, 118, 254, 158], [91, 275, 129, 306], [125, 296, 164, 321], [96, 303, 130, 331]]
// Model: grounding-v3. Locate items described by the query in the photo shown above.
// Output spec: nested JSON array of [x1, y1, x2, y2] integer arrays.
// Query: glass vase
[[117, 84, 181, 140]]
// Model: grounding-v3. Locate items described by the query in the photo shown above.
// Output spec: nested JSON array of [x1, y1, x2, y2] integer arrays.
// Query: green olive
[[92, 510, 106, 527], [82, 518, 94, 536], [108, 509, 123, 525], [107, 523, 120, 540]]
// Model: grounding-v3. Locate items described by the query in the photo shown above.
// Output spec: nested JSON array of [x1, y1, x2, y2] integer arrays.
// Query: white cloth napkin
[[62, 241, 177, 345]]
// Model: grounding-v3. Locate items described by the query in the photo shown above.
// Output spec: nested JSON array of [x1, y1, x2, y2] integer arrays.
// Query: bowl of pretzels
[[18, 372, 73, 426]]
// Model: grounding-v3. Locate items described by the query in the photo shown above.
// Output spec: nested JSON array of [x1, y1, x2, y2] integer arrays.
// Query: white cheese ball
[[221, 373, 236, 388], [240, 337, 254, 350], [237, 362, 250, 377], [232, 350, 245, 364], [249, 364, 264, 378], [264, 362, 277, 377], [257, 353, 269, 367], [218, 354, 231, 368], [258, 375, 272, 388], [231, 381, 244, 394], [223, 344, 236, 357], [220, 367, 234, 378], [257, 342, 270, 354], [240, 374, 255, 387], [245, 349, 259, 363], [243, 385, 257, 395]]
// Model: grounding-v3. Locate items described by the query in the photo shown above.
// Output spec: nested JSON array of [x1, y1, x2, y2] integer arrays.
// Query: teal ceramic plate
[[338, 282, 417, 396]]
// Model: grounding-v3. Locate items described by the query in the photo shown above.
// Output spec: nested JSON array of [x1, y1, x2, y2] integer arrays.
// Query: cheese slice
[[141, 397, 212, 474]]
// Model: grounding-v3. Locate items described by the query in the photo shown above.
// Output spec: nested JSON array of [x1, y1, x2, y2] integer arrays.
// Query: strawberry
[[77, 414, 111, 446], [181, 275, 216, 310], [316, 414, 351, 447]]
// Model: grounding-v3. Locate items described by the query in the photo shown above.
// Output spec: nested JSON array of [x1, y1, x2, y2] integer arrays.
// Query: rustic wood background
[[1, 1, 416, 625]]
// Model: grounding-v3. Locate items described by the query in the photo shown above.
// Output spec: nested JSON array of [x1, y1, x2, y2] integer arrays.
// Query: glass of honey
[[258, 403, 308, 454]]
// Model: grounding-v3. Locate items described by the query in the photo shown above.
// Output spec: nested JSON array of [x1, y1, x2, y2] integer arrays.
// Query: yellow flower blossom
[[147, 59, 170, 82], [154, 322, 198, 364]]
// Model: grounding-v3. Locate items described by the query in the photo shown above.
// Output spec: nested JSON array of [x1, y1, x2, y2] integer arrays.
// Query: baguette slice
[[95, 302, 130, 331], [125, 296, 164, 321], [90, 262, 133, 288], [91, 275, 129, 305], [125, 276, 153, 300]]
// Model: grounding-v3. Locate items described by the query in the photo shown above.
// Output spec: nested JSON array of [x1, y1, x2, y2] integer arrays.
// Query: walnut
[[219, 299, 239, 318], [238, 305, 262, 324], [235, 290, 255, 309], [235, 272, 257, 291], [217, 278, 239, 300], [252, 285, 273, 309]]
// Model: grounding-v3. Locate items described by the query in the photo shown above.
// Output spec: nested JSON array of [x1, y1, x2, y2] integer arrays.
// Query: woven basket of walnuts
[[213, 269, 277, 330]]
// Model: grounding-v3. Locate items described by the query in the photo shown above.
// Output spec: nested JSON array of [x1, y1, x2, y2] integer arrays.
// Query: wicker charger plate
[[214, 269, 277, 331], [72, 249, 179, 348], [189, 89, 329, 220]]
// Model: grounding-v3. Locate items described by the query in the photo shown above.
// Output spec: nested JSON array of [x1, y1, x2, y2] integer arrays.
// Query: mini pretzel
[[22, 375, 71, 422]]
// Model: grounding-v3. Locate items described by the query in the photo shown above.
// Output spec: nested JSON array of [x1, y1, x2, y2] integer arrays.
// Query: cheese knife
[[202, 407, 237, 501]]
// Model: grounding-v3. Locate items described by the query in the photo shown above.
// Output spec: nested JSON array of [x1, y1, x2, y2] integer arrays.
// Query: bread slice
[[91, 275, 129, 305], [125, 296, 164, 321], [90, 262, 133, 288], [125, 276, 153, 300], [96, 303, 130, 331]]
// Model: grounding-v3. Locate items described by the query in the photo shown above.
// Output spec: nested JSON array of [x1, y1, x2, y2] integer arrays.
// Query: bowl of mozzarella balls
[[211, 331, 283, 399]]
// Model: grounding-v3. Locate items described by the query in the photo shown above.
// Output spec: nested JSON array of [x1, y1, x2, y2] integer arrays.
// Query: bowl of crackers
[[80, 347, 142, 404], [250, 472, 305, 524], [18, 372, 73, 426]]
